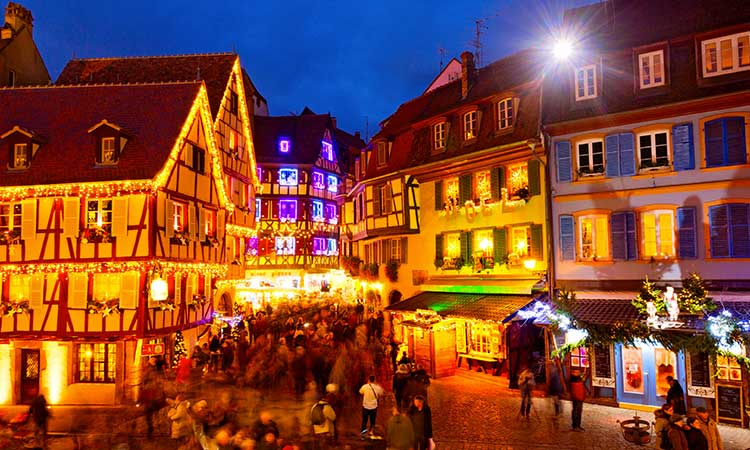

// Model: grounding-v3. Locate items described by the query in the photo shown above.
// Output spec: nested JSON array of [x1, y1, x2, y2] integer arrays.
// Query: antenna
[[365, 116, 369, 142], [472, 14, 499, 68], [438, 47, 446, 71]]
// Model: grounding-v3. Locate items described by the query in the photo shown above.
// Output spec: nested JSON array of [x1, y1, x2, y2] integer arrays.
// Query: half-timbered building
[[349, 50, 550, 381], [544, 0, 750, 425], [0, 81, 231, 405], [248, 110, 364, 290], [0, 2, 49, 87]]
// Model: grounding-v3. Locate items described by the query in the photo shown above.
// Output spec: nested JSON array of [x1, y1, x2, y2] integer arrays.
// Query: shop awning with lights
[[386, 291, 538, 323]]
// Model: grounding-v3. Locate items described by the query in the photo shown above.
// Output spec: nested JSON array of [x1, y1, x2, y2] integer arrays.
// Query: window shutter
[[21, 198, 37, 241], [174, 273, 182, 305], [110, 197, 128, 238], [709, 205, 729, 258], [672, 123, 695, 171], [29, 273, 44, 310], [528, 159, 541, 196], [188, 203, 197, 239], [625, 211, 637, 260], [455, 320, 467, 354], [530, 223, 543, 260], [217, 210, 225, 239], [559, 215, 576, 261], [555, 141, 572, 182], [198, 207, 206, 242], [373, 187, 381, 216], [62, 198, 79, 238], [490, 167, 502, 200], [385, 184, 393, 214], [725, 117, 747, 165], [619, 133, 636, 176], [185, 274, 195, 307], [67, 272, 88, 309], [434, 180, 443, 210], [729, 204, 750, 257], [435, 234, 443, 261], [460, 231, 472, 263], [677, 207, 697, 259], [119, 271, 140, 309], [605, 134, 620, 177], [401, 237, 408, 264], [459, 175, 472, 203], [205, 275, 212, 298], [705, 119, 724, 167], [271, 199, 279, 219], [165, 199, 175, 238], [184, 144, 193, 165], [95, 138, 103, 164], [610, 212, 626, 260], [493, 227, 507, 262]]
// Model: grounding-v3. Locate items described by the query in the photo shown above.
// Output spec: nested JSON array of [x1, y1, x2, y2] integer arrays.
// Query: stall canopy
[[386, 291, 536, 323]]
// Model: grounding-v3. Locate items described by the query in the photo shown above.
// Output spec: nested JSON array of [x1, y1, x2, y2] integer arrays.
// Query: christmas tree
[[173, 330, 187, 366], [679, 273, 716, 314]]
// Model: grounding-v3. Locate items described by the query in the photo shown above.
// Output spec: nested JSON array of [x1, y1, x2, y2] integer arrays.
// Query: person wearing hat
[[667, 414, 689, 450], [393, 365, 410, 412], [685, 416, 708, 450], [695, 406, 723, 450]]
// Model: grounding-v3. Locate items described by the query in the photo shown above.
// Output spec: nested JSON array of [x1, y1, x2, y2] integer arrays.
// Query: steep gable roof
[[253, 113, 333, 166], [0, 82, 203, 187], [56, 53, 238, 118]]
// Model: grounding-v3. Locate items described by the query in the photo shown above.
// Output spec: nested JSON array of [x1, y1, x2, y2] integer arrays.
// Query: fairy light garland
[[0, 260, 227, 281], [225, 223, 255, 238]]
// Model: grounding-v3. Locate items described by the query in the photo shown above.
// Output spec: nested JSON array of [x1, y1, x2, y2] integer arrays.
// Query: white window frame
[[204, 209, 216, 238], [443, 232, 461, 259], [702, 31, 750, 78], [641, 209, 675, 259], [433, 122, 447, 150], [510, 226, 530, 258], [0, 202, 21, 233], [278, 168, 298, 186], [637, 130, 671, 170], [312, 171, 325, 190], [93, 273, 122, 302], [474, 229, 494, 258], [497, 98, 514, 130], [577, 139, 605, 175], [638, 50, 665, 88], [578, 214, 609, 261], [13, 143, 28, 168], [390, 238, 402, 262], [327, 174, 338, 193], [275, 236, 295, 255], [87, 199, 113, 232], [575, 64, 598, 101], [321, 141, 334, 161], [464, 111, 477, 139], [101, 137, 116, 163], [173, 201, 187, 232]]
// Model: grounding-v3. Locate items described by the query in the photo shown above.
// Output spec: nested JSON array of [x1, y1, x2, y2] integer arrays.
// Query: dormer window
[[88, 120, 127, 165], [464, 111, 478, 139], [575, 64, 598, 100], [13, 143, 28, 168], [497, 98, 515, 130], [321, 141, 334, 161], [434, 122, 447, 150], [279, 138, 291, 154], [377, 141, 389, 166], [702, 31, 750, 78], [101, 137, 116, 164]]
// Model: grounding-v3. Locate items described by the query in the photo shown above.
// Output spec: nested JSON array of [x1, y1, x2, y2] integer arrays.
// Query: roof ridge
[[69, 52, 237, 62], [0, 80, 204, 91]]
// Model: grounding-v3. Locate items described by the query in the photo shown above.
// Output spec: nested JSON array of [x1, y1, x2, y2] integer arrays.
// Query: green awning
[[386, 291, 534, 323]]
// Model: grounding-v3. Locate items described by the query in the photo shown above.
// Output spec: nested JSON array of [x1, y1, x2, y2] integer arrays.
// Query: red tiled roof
[[0, 82, 202, 186], [56, 53, 238, 118], [253, 113, 337, 167]]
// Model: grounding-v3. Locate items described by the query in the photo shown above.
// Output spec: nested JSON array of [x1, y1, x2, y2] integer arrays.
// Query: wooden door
[[20, 349, 40, 404]]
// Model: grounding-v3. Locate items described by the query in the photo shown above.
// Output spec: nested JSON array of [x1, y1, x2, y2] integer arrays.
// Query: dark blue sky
[[26, 0, 592, 137]]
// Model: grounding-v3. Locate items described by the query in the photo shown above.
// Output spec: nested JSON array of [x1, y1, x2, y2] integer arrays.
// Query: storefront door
[[20, 349, 40, 404], [615, 343, 684, 407]]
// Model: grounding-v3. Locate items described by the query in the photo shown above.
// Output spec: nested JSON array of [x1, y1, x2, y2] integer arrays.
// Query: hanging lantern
[[150, 275, 169, 301]]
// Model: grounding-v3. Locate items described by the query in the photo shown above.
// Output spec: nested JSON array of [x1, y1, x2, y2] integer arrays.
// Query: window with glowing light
[[101, 137, 116, 164], [173, 201, 187, 232], [433, 122, 447, 150], [507, 163, 529, 198], [205, 209, 216, 238], [474, 171, 492, 202], [278, 200, 297, 222], [497, 98, 514, 130], [93, 273, 121, 302], [444, 177, 459, 206], [443, 233, 461, 259], [511, 226, 530, 258], [637, 131, 670, 169], [275, 236, 295, 255], [575, 64, 597, 100], [702, 32, 750, 77], [0, 203, 21, 234], [468, 322, 493, 355], [278, 168, 298, 186], [76, 343, 116, 383], [9, 274, 30, 301], [638, 50, 665, 89], [313, 237, 326, 255], [577, 139, 605, 175], [327, 238, 338, 255], [255, 199, 261, 220], [13, 143, 28, 168], [325, 203, 338, 223], [716, 354, 743, 381], [474, 229, 494, 258], [464, 111, 477, 139], [321, 141, 334, 161], [279, 138, 291, 154], [641, 210, 675, 258], [327, 174, 338, 193], [570, 346, 589, 368], [312, 171, 325, 189], [578, 214, 609, 261], [312, 200, 324, 222], [87, 199, 113, 232]]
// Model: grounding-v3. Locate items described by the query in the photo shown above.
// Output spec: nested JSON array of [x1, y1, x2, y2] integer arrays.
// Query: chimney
[[461, 51, 476, 98], [331, 117, 337, 128], [4, 2, 34, 35], [354, 131, 361, 140]]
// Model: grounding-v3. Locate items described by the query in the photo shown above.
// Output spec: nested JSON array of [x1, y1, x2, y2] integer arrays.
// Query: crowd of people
[[653, 377, 723, 450]]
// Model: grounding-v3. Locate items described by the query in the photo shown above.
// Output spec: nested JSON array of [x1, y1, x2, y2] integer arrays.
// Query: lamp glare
[[553, 39, 573, 60]]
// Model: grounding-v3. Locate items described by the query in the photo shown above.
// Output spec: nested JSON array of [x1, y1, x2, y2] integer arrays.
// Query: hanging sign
[[142, 343, 165, 356]]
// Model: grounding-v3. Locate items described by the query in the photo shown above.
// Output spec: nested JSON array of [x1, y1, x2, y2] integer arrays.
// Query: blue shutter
[[625, 212, 637, 260], [559, 215, 575, 261], [677, 207, 697, 259], [556, 141, 572, 183], [709, 205, 730, 258], [434, 180, 443, 210], [619, 133, 636, 176], [725, 117, 747, 165], [705, 119, 725, 167], [605, 134, 620, 178], [672, 123, 695, 171], [729, 203, 750, 257], [610, 212, 626, 260]]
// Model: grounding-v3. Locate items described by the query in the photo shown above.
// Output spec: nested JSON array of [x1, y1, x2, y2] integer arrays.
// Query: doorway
[[616, 343, 683, 407], [20, 349, 40, 404]]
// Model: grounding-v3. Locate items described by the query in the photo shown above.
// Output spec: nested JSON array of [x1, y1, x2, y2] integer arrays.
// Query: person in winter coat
[[695, 407, 723, 450], [386, 407, 415, 450], [653, 408, 671, 449], [167, 394, 193, 440], [311, 399, 336, 450], [569, 368, 588, 431], [407, 395, 433, 450], [667, 415, 690, 450], [685, 417, 708, 450], [547, 362, 564, 416], [666, 376, 687, 415]]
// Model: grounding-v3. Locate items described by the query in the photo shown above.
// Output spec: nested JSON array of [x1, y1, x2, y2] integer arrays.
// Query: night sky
[[25, 0, 593, 137]]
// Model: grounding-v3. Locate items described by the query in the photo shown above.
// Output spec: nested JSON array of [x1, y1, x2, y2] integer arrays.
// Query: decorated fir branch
[[158, 298, 176, 311], [0, 298, 30, 317], [188, 294, 208, 309], [632, 273, 716, 316], [87, 298, 120, 316], [172, 330, 187, 365]]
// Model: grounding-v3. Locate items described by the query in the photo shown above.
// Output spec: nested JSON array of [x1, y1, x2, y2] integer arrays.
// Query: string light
[[0, 260, 227, 282]]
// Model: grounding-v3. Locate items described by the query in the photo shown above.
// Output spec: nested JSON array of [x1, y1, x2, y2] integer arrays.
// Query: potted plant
[[385, 259, 399, 282]]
